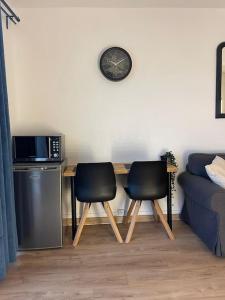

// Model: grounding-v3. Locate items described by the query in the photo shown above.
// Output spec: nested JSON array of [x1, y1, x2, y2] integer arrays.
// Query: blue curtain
[[0, 13, 17, 280]]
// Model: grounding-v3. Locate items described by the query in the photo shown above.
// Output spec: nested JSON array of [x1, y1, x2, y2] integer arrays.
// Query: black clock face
[[100, 47, 132, 81]]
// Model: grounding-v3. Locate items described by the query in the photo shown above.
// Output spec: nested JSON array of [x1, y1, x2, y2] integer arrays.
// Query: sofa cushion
[[212, 155, 225, 169], [187, 153, 225, 179], [205, 156, 225, 189], [205, 163, 225, 189]]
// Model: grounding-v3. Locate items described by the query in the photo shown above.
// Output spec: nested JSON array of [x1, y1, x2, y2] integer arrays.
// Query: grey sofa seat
[[178, 153, 225, 256]]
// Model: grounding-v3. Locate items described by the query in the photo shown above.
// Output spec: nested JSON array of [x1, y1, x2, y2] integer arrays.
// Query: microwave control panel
[[50, 137, 61, 159]]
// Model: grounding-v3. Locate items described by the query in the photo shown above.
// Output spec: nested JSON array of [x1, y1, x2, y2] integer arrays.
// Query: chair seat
[[75, 186, 116, 203], [76, 196, 112, 203], [124, 187, 159, 201]]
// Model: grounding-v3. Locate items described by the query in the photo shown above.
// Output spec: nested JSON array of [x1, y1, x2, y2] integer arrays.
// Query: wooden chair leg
[[73, 203, 90, 247], [103, 202, 123, 243], [153, 200, 175, 240], [151, 201, 159, 222], [124, 200, 136, 224], [125, 200, 141, 243]]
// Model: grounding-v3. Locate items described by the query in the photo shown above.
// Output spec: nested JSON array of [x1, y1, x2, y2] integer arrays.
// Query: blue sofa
[[178, 153, 225, 256]]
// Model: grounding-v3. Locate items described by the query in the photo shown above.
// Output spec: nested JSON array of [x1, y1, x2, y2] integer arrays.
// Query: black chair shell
[[126, 161, 168, 200], [75, 162, 116, 203]]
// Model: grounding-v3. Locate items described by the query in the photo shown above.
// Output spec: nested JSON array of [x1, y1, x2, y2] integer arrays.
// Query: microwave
[[12, 136, 64, 163]]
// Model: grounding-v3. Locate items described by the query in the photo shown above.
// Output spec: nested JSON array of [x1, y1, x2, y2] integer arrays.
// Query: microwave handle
[[48, 137, 51, 159]]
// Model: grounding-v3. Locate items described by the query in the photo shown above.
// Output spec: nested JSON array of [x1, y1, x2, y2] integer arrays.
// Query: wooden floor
[[1, 221, 225, 300]]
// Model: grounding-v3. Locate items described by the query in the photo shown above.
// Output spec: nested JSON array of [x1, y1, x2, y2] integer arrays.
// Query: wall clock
[[100, 47, 132, 81]]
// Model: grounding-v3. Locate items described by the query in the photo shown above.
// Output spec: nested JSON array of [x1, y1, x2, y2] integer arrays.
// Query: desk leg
[[167, 172, 172, 230], [71, 177, 77, 239]]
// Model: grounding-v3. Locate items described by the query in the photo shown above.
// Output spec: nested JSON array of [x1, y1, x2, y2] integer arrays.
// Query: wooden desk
[[64, 163, 177, 239], [64, 163, 177, 177]]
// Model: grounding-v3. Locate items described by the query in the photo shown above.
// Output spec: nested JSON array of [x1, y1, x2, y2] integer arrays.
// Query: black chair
[[124, 161, 175, 243], [73, 162, 123, 246]]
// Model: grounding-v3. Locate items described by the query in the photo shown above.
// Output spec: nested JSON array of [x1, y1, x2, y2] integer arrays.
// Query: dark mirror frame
[[216, 42, 225, 118]]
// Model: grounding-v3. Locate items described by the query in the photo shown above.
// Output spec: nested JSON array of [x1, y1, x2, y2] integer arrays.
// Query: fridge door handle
[[13, 167, 30, 171], [13, 167, 59, 172]]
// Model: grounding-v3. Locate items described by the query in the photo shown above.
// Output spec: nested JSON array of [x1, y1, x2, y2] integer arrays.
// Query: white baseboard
[[63, 213, 180, 226], [63, 209, 180, 219]]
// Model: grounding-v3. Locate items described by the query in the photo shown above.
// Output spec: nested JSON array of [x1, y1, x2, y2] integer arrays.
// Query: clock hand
[[108, 60, 117, 66], [115, 58, 126, 66]]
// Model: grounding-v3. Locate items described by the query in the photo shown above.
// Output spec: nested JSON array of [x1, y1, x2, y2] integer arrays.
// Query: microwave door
[[35, 137, 49, 159], [14, 137, 50, 162], [14, 137, 37, 159]]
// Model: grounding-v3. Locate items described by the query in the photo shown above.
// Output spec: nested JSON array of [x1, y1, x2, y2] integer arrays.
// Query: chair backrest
[[127, 161, 168, 200], [75, 162, 116, 202]]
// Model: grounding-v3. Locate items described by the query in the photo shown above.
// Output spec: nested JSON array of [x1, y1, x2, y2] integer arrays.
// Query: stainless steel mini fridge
[[13, 164, 63, 250]]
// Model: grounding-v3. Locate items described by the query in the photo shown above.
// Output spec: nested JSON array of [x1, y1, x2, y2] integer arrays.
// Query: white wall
[[3, 8, 225, 218]]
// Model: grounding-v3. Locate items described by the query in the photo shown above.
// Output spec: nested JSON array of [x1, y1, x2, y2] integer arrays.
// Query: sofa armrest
[[178, 172, 225, 213]]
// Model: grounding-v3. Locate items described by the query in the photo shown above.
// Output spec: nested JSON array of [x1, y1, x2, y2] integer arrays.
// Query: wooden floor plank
[[1, 221, 225, 300]]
